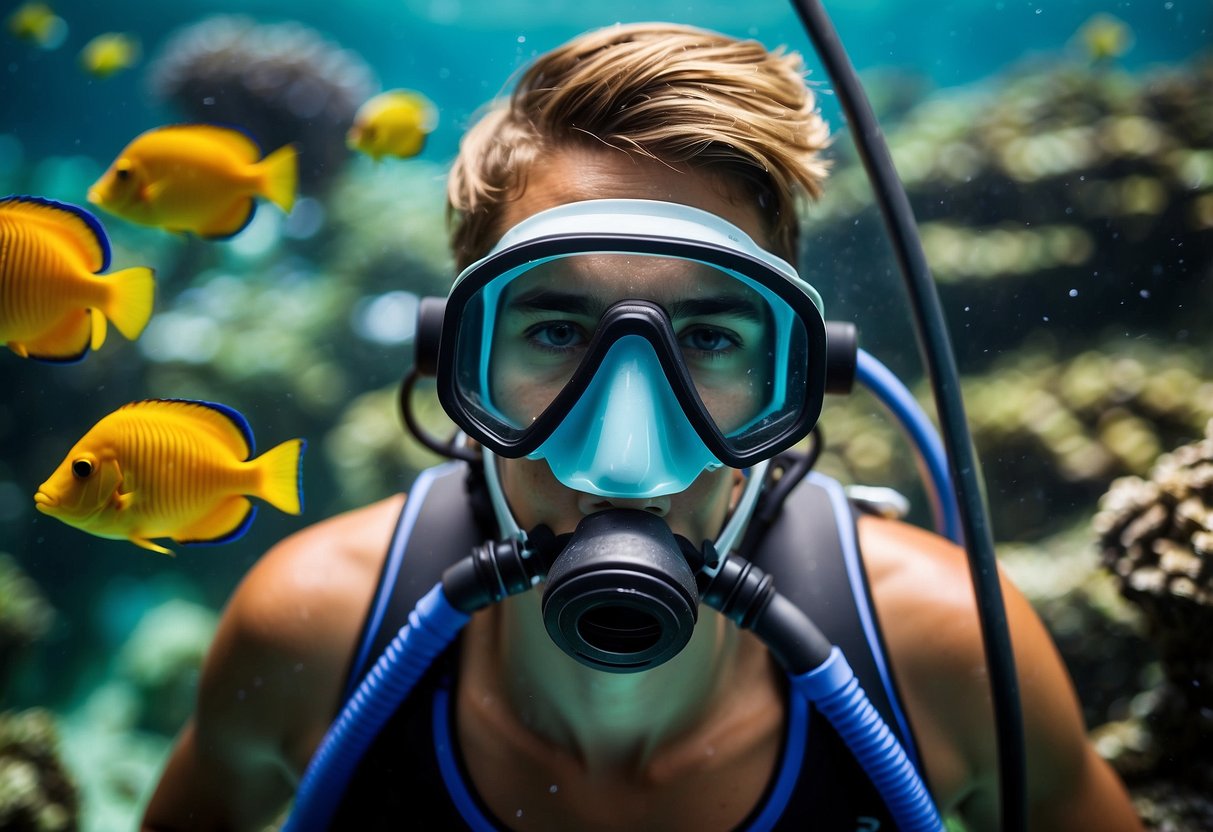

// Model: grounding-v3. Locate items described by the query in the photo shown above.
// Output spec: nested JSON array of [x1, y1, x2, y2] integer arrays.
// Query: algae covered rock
[[0, 708, 77, 832]]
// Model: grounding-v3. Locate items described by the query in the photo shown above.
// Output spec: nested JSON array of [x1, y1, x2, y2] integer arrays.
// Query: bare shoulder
[[857, 516, 1140, 828], [199, 493, 407, 772]]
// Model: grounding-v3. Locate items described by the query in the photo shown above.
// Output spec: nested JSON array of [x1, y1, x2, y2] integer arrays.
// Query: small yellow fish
[[34, 399, 306, 555], [6, 1, 66, 49], [347, 90, 438, 161], [0, 196, 154, 362], [80, 32, 140, 78], [88, 124, 297, 239], [1077, 13, 1133, 63]]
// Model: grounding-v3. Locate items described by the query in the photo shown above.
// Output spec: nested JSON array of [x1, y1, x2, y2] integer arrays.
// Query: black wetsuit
[[330, 463, 925, 831]]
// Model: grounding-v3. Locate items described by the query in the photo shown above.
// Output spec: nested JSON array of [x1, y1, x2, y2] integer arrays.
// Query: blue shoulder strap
[[339, 462, 484, 703]]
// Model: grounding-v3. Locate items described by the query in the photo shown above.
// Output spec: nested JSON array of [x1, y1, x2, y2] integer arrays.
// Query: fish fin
[[131, 536, 175, 556], [121, 399, 255, 459], [176, 497, 258, 546], [18, 308, 93, 363], [89, 308, 108, 350], [253, 438, 306, 515], [100, 266, 155, 340], [0, 195, 111, 272], [198, 198, 256, 240], [139, 180, 167, 205], [257, 144, 298, 214], [8, 342, 30, 358], [145, 124, 263, 163], [112, 489, 135, 511]]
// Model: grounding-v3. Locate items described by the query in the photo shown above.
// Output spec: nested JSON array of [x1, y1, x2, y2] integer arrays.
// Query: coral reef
[[0, 708, 78, 832], [1089, 421, 1213, 823], [0, 555, 54, 693], [818, 337, 1213, 539], [807, 53, 1213, 371], [147, 15, 377, 194]]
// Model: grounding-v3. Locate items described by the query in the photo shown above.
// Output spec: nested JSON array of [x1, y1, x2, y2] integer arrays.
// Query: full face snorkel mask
[[413, 199, 832, 671]]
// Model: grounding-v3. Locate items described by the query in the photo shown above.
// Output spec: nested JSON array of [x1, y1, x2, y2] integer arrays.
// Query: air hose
[[787, 1, 1026, 828], [856, 349, 960, 544], [283, 585, 470, 831]]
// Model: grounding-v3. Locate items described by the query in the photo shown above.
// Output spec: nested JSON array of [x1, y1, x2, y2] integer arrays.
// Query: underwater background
[[1, 0, 1210, 829]]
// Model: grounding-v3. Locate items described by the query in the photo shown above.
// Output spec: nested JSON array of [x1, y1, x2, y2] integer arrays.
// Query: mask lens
[[449, 252, 811, 458]]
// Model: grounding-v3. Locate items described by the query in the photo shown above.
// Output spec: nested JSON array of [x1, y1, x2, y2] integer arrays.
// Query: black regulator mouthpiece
[[541, 509, 709, 674]]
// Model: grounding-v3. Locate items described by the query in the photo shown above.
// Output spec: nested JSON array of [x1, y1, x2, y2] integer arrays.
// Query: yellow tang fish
[[6, 2, 66, 49], [347, 89, 438, 161], [80, 32, 140, 78], [34, 399, 306, 555], [1077, 13, 1134, 63], [88, 124, 297, 239], [0, 195, 154, 362]]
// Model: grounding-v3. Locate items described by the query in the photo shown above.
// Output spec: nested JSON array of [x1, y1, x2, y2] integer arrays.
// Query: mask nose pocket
[[533, 336, 720, 498]]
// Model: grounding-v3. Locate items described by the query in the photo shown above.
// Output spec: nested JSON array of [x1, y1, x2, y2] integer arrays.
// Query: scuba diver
[[141, 22, 1141, 832]]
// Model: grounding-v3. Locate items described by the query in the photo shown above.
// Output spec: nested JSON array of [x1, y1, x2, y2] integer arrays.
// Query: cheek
[[667, 468, 740, 541], [496, 456, 576, 531]]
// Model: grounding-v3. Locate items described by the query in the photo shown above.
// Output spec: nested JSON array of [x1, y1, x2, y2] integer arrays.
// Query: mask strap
[[482, 448, 524, 541], [705, 458, 769, 576]]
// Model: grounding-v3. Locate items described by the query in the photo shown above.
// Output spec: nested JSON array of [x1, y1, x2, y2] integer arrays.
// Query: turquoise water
[[1, 0, 1210, 829]]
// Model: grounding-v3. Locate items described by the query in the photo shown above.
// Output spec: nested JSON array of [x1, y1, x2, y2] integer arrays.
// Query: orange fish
[[34, 399, 306, 555], [0, 195, 154, 362], [88, 124, 297, 239]]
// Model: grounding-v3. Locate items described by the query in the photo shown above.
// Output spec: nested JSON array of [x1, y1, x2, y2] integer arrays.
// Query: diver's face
[[493, 144, 773, 541]]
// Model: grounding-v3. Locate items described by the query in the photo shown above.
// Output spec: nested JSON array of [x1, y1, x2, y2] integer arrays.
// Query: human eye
[[678, 325, 740, 358], [525, 321, 587, 352]]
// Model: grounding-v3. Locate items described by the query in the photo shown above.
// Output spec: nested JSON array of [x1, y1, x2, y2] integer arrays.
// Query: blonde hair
[[447, 22, 830, 269]]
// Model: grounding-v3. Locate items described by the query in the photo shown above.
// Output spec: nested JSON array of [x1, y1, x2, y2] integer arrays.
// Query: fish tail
[[258, 144, 298, 214], [102, 266, 156, 341], [253, 437, 306, 515]]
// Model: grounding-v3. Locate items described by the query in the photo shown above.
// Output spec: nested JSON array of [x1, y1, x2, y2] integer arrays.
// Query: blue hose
[[793, 648, 944, 832], [856, 349, 962, 544], [283, 583, 469, 832]]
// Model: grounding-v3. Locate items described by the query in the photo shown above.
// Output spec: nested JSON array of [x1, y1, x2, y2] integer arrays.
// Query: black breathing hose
[[785, 1, 1027, 829]]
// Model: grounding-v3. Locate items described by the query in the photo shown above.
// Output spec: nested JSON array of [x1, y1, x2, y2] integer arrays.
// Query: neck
[[464, 590, 764, 777]]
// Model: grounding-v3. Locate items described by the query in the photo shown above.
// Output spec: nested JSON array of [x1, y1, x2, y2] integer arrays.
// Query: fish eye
[[71, 459, 94, 479], [115, 167, 130, 182]]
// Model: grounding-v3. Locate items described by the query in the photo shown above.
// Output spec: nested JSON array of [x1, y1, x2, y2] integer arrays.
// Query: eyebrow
[[506, 288, 764, 322]]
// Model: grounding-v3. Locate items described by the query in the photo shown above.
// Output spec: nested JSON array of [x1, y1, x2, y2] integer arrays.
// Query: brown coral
[[1093, 419, 1213, 774]]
